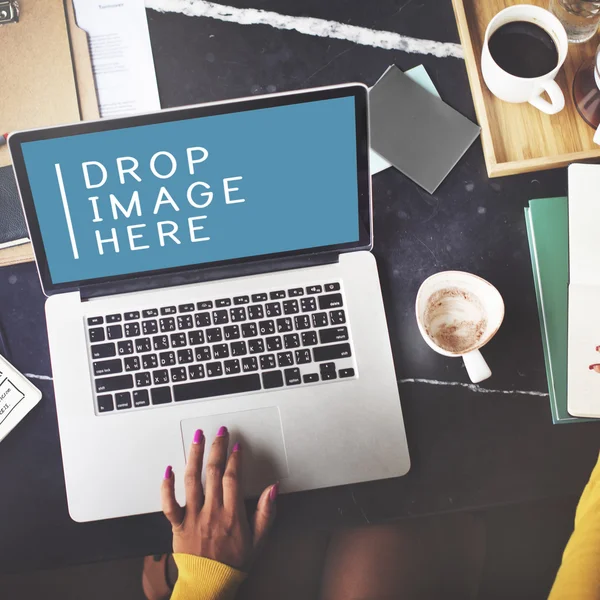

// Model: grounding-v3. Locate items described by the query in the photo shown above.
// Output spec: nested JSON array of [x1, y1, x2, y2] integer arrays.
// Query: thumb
[[252, 483, 278, 551]]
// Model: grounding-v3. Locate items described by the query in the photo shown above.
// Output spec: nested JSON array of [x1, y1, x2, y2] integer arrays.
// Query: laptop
[[9, 84, 410, 522]]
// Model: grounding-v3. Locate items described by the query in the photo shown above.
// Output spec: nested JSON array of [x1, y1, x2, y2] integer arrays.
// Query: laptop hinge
[[79, 252, 341, 301]]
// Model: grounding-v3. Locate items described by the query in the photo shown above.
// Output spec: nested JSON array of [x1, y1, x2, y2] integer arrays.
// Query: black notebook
[[0, 166, 28, 248]]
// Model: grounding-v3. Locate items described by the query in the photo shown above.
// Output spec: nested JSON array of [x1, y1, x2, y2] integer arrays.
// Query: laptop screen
[[11, 86, 370, 293]]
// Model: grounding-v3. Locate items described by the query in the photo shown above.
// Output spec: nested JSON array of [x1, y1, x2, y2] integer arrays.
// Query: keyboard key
[[174, 373, 261, 402], [89, 327, 105, 343], [206, 328, 223, 343], [107, 314, 122, 323], [159, 351, 176, 366], [124, 322, 140, 338], [213, 310, 229, 325], [339, 368, 355, 378], [107, 325, 123, 340], [216, 298, 232, 307], [230, 307, 246, 322], [153, 335, 169, 350], [161, 306, 176, 315], [294, 315, 311, 330], [151, 386, 172, 405], [142, 354, 158, 369], [277, 352, 294, 367], [88, 316, 103, 326], [312, 313, 328, 328], [319, 327, 349, 344], [325, 283, 341, 292], [276, 317, 293, 333], [303, 373, 320, 384], [301, 298, 317, 313], [306, 285, 322, 294], [249, 339, 265, 354], [197, 301, 213, 310], [135, 372, 151, 387], [313, 343, 352, 362], [189, 364, 205, 380], [234, 295, 250, 305], [171, 367, 187, 382], [124, 356, 140, 371], [117, 340, 134, 355], [295, 349, 312, 364], [177, 348, 194, 364], [259, 320, 275, 335], [251, 293, 268, 302], [230, 341, 247, 357], [195, 346, 211, 362], [188, 330, 205, 345], [93, 359, 122, 376], [266, 336, 282, 351], [248, 305, 264, 320], [177, 315, 194, 330], [224, 359, 241, 375], [262, 370, 284, 389], [270, 290, 286, 300], [133, 389, 150, 407], [97, 394, 114, 413], [116, 392, 132, 410], [284, 334, 300, 349], [330, 310, 346, 325], [285, 368, 302, 385], [265, 302, 282, 317], [96, 374, 133, 393], [179, 303, 195, 313], [318, 293, 343, 310], [283, 300, 299, 315], [91, 342, 116, 359], [125, 311, 140, 321], [242, 356, 259, 372], [224, 325, 240, 340], [142, 309, 159, 318], [153, 369, 169, 385], [142, 320, 158, 335], [321, 371, 337, 381], [171, 333, 187, 348], [160, 317, 176, 332], [288, 288, 304, 297], [213, 344, 229, 359], [135, 337, 152, 353], [320, 362, 336, 372], [301, 331, 318, 346], [206, 362, 223, 377], [195, 312, 211, 327], [260, 354, 276, 370]]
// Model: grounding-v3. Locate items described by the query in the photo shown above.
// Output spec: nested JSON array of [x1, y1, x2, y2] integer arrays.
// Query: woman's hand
[[161, 426, 277, 571]]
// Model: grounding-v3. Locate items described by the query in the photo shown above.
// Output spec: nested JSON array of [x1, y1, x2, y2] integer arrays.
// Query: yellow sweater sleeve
[[171, 554, 247, 600], [549, 454, 600, 600]]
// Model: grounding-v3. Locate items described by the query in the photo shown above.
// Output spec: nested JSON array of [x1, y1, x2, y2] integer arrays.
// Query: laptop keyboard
[[86, 282, 357, 414]]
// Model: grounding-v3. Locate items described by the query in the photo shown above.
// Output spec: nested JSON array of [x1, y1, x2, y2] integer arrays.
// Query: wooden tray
[[452, 0, 600, 177]]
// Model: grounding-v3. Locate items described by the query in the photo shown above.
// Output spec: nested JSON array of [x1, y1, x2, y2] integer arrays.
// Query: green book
[[525, 197, 590, 424]]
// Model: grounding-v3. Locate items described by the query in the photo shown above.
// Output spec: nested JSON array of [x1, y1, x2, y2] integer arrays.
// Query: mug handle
[[462, 349, 492, 384], [528, 80, 565, 115]]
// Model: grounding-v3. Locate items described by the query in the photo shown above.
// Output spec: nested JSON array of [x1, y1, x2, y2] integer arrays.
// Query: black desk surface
[[1, 0, 599, 573]]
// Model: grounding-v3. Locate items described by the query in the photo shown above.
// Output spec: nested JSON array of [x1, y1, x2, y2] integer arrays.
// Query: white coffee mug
[[415, 271, 505, 384], [481, 5, 568, 115]]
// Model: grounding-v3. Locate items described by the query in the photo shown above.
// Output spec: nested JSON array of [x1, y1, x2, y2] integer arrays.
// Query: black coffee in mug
[[489, 21, 559, 79]]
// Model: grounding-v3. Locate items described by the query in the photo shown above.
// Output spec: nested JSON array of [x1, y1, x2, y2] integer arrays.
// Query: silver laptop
[[9, 84, 410, 522]]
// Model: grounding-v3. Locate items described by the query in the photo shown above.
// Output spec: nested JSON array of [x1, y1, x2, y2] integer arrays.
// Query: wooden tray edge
[[489, 149, 600, 177]]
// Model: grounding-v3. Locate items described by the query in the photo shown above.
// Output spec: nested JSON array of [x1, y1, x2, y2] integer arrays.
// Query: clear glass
[[550, 0, 600, 43], [573, 44, 600, 128]]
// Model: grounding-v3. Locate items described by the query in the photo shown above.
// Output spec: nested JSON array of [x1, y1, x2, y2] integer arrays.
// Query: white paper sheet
[[73, 0, 161, 118]]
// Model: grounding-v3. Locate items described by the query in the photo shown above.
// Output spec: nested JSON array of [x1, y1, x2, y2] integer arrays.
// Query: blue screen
[[21, 97, 360, 285]]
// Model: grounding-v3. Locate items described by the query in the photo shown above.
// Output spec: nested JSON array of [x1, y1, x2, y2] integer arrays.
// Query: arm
[[162, 428, 277, 600], [549, 454, 600, 600]]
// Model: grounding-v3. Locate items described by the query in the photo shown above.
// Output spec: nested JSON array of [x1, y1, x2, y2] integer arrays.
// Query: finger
[[223, 441, 246, 513], [184, 429, 206, 511], [161, 465, 184, 529], [253, 483, 278, 551], [204, 426, 229, 507]]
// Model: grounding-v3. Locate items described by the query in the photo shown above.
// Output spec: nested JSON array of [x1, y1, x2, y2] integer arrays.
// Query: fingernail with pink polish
[[270, 483, 279, 501], [164, 465, 172, 480], [217, 426, 228, 437], [193, 429, 203, 444], [232, 442, 240, 452]]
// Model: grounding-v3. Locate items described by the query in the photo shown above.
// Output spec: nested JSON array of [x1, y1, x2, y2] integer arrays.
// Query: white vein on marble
[[145, 0, 464, 59]]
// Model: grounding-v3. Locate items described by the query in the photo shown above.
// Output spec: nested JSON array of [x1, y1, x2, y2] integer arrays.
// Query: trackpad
[[181, 407, 289, 498]]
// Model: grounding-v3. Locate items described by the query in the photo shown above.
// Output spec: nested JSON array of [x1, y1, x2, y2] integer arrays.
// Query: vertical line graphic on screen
[[54, 163, 79, 260]]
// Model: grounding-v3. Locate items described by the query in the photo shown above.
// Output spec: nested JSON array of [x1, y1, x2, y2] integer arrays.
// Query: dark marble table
[[1, 0, 599, 572]]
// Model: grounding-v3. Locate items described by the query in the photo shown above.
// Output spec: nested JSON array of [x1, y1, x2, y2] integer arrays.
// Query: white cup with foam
[[415, 271, 505, 384]]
